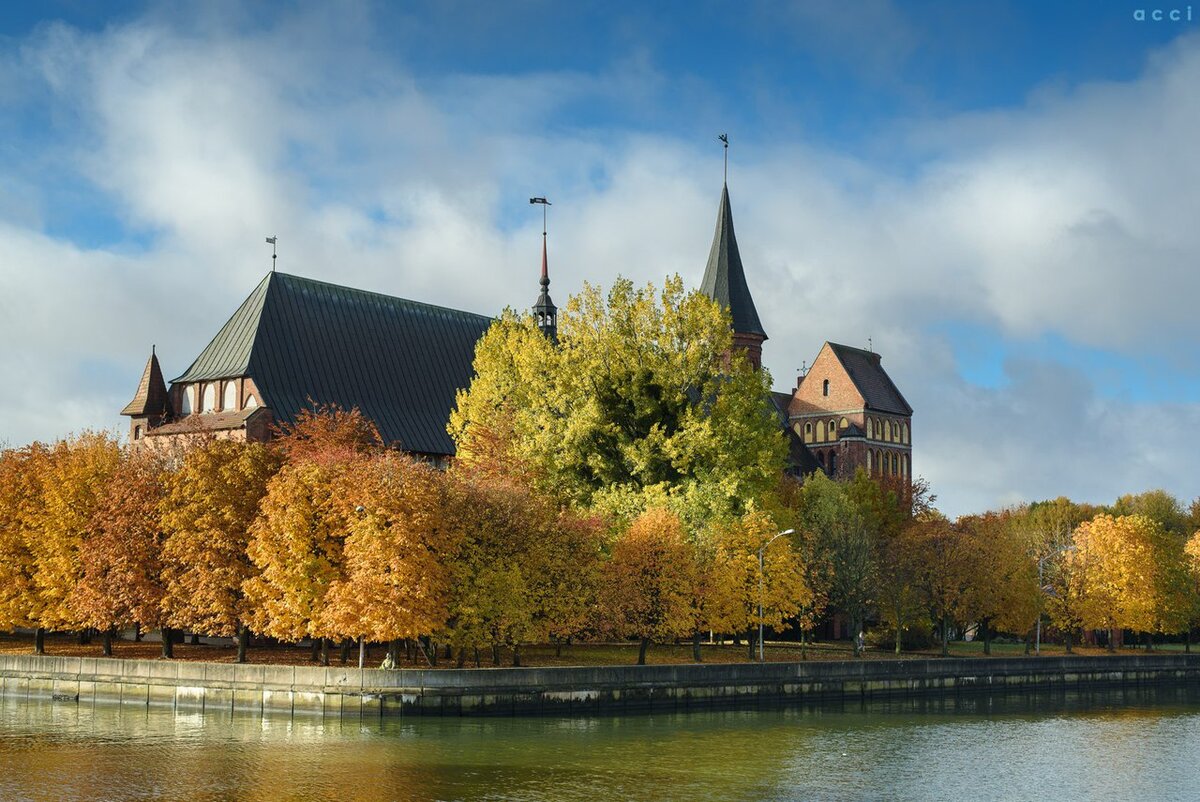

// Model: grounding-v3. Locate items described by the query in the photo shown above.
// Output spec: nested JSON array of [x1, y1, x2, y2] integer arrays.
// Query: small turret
[[530, 197, 557, 341], [121, 346, 169, 444]]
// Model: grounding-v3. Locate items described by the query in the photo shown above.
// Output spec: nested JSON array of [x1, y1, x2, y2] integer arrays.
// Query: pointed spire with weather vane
[[530, 197, 557, 341], [700, 134, 767, 368]]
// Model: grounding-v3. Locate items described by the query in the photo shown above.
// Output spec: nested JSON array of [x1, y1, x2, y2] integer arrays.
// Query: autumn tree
[[71, 451, 170, 655], [26, 432, 122, 643], [0, 445, 45, 650], [908, 514, 977, 657], [450, 276, 787, 525], [322, 453, 458, 664], [160, 439, 280, 660], [1071, 515, 1162, 649], [704, 511, 809, 660], [795, 472, 875, 656], [957, 511, 1040, 654], [599, 508, 699, 665]]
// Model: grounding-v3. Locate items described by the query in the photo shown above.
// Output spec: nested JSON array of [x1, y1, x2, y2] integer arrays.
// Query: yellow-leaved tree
[[704, 510, 809, 661], [27, 432, 122, 641], [1073, 514, 1160, 649], [0, 445, 47, 651]]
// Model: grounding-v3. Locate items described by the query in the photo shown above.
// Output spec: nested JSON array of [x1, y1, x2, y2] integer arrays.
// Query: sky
[[1, 0, 1197, 517]]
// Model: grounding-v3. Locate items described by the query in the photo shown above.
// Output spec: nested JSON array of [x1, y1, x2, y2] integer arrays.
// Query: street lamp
[[1036, 545, 1075, 656], [758, 529, 795, 662]]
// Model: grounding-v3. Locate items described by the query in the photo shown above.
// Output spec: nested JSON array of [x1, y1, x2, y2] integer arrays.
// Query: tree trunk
[[492, 644, 501, 666], [747, 627, 756, 662], [511, 645, 521, 667], [1144, 631, 1153, 652], [102, 628, 114, 657], [190, 633, 200, 645], [1023, 630, 1031, 655], [801, 629, 809, 661], [895, 622, 903, 655], [692, 631, 703, 663], [444, 644, 453, 660], [340, 639, 352, 665], [637, 637, 650, 666], [309, 639, 320, 662], [555, 639, 563, 658], [387, 639, 401, 666], [982, 619, 991, 656], [33, 627, 45, 655], [1065, 629, 1074, 654], [1107, 628, 1116, 653], [160, 627, 174, 659], [358, 637, 366, 669], [235, 626, 249, 664], [1187, 628, 1192, 654], [456, 647, 467, 668], [319, 637, 330, 666], [474, 647, 481, 668], [428, 640, 437, 666], [941, 614, 949, 657]]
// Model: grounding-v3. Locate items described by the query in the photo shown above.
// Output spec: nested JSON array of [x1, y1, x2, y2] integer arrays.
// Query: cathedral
[[122, 181, 911, 485]]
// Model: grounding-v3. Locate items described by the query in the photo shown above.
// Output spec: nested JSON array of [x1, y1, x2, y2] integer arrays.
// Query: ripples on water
[[2, 687, 1199, 801]]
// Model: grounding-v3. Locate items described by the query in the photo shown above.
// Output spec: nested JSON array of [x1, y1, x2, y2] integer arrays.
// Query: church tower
[[120, 346, 169, 447], [531, 197, 557, 341], [700, 181, 767, 369]]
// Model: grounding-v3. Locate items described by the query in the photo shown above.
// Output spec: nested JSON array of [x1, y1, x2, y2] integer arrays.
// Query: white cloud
[[1, 13, 1198, 517]]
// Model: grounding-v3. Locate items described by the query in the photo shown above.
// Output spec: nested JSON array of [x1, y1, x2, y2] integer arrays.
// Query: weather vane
[[529, 197, 551, 235], [718, 133, 729, 182], [265, 235, 278, 272]]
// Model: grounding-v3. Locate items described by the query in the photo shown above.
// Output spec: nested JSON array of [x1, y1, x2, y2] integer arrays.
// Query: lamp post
[[758, 529, 795, 662], [1036, 545, 1075, 656]]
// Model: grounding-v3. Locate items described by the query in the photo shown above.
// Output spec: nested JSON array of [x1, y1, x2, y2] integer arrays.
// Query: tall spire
[[700, 184, 767, 340], [121, 348, 169, 418], [530, 197, 557, 341]]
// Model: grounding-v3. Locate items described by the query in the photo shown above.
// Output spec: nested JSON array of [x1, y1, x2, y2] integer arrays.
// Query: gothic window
[[866, 418, 873, 439], [817, 421, 826, 442], [840, 417, 849, 429], [244, 394, 258, 410], [828, 419, 836, 439], [223, 381, 237, 411], [866, 450, 872, 476], [804, 422, 813, 443], [892, 453, 899, 474], [133, 425, 142, 440], [180, 385, 192, 415], [822, 378, 830, 397], [902, 455, 909, 478], [202, 383, 217, 412], [902, 423, 909, 444]]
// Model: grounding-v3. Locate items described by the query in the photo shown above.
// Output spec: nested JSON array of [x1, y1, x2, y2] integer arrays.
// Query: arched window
[[223, 381, 237, 411], [866, 450, 873, 476], [902, 423, 909, 444], [822, 378, 830, 397], [818, 451, 827, 467], [816, 421, 826, 442], [180, 385, 192, 415], [839, 417, 849, 430], [244, 394, 259, 410], [902, 455, 909, 478], [828, 419, 837, 440], [202, 383, 217, 412], [133, 425, 142, 440], [866, 418, 873, 439], [892, 453, 899, 474]]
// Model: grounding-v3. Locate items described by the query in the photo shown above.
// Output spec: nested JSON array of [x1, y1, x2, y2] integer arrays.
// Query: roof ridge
[[273, 271, 493, 322]]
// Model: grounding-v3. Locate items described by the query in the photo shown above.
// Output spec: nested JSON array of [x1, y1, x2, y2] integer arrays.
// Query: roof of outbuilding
[[826, 342, 913, 416], [700, 184, 767, 339], [172, 272, 493, 455]]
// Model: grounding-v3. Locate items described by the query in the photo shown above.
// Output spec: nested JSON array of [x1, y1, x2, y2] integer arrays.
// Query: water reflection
[[1, 686, 1199, 801]]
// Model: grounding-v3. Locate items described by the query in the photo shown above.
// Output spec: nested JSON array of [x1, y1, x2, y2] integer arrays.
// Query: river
[[2, 686, 1198, 801]]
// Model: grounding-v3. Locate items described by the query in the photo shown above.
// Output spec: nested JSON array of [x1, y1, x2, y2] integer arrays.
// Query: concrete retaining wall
[[2, 653, 1197, 717]]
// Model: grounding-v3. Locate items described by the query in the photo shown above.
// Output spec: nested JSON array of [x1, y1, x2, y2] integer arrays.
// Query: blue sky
[[1, 1, 1198, 516]]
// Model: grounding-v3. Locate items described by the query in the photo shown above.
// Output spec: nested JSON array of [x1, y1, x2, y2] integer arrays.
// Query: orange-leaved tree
[[599, 507, 699, 665], [71, 450, 170, 655], [321, 453, 457, 662], [161, 439, 280, 660]]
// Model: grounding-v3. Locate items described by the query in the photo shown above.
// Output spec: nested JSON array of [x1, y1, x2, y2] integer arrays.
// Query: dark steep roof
[[121, 351, 169, 417], [827, 342, 913, 416], [172, 272, 493, 455], [700, 184, 766, 339]]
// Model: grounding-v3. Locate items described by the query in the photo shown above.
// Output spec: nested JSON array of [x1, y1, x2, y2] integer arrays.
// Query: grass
[[3, 632, 1189, 668]]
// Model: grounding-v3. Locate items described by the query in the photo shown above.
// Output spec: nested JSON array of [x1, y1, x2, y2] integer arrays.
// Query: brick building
[[698, 180, 912, 486], [123, 179, 911, 485]]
